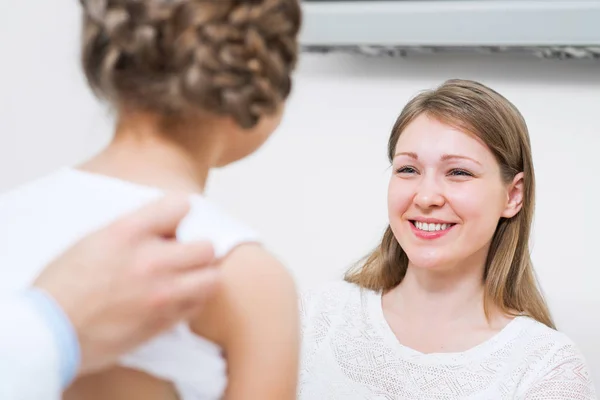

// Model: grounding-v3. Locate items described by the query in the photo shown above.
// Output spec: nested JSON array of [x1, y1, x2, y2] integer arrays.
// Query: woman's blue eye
[[396, 166, 417, 174], [449, 169, 472, 177], [394, 167, 473, 176]]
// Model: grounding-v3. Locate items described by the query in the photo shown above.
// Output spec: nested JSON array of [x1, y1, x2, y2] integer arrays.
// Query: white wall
[[2, 0, 600, 387]]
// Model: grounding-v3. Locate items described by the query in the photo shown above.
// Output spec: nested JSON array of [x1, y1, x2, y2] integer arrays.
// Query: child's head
[[80, 0, 301, 165]]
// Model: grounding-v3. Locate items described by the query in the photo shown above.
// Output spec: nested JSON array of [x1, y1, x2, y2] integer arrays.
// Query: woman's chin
[[409, 260, 448, 271], [405, 250, 453, 271]]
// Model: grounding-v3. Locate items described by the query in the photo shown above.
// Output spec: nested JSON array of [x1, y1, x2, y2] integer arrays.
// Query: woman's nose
[[413, 177, 445, 209]]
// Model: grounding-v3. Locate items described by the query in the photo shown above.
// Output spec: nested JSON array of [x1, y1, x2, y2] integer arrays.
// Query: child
[[0, 0, 302, 399]]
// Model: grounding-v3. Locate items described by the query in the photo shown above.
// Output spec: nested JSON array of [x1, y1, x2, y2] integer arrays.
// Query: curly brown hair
[[80, 0, 301, 129]]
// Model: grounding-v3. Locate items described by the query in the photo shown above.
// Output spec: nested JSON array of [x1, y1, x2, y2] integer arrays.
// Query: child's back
[[0, 167, 298, 399], [0, 0, 303, 398]]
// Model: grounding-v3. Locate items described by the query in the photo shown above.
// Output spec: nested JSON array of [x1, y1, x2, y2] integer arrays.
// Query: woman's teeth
[[414, 221, 452, 232]]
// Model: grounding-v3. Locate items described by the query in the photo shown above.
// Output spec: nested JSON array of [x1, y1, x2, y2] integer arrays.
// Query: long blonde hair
[[345, 79, 555, 329]]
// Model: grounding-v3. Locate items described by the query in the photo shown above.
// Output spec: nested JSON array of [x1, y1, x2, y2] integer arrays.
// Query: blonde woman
[[299, 80, 596, 399]]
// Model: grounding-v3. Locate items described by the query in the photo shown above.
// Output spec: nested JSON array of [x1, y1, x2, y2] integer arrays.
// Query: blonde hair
[[345, 79, 555, 329]]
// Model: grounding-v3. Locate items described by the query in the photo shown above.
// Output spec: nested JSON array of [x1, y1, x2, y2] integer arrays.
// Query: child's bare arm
[[190, 244, 300, 399]]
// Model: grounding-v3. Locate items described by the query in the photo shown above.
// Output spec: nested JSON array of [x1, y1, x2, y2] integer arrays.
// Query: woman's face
[[388, 113, 524, 272]]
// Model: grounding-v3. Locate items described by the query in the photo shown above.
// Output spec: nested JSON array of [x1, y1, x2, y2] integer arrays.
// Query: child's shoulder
[[178, 194, 261, 259], [190, 241, 297, 352]]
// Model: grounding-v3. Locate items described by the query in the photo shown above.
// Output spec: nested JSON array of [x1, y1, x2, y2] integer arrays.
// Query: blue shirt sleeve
[[21, 288, 81, 389]]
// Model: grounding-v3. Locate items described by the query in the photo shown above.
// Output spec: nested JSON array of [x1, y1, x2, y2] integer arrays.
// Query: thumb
[[128, 194, 191, 238]]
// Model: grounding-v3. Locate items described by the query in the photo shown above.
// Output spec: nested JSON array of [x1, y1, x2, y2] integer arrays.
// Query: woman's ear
[[502, 172, 524, 218]]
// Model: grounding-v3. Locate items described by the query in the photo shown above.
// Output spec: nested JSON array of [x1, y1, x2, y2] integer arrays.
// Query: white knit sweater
[[299, 281, 596, 400]]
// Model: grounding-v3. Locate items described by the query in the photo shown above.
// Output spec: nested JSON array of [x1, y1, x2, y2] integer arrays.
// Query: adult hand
[[33, 195, 219, 375]]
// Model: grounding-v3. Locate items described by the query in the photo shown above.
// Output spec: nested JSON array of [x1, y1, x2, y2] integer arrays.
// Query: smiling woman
[[298, 79, 596, 399], [388, 114, 527, 293]]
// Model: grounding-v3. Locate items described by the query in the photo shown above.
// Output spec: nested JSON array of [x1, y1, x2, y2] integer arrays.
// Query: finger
[[153, 240, 217, 272], [169, 268, 222, 317], [123, 195, 191, 238]]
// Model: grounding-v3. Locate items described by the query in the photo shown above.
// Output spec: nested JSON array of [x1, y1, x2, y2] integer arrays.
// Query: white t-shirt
[[299, 281, 596, 399], [0, 168, 261, 400]]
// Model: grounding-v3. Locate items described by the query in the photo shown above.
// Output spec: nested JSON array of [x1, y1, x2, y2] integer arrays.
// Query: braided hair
[[80, 0, 301, 128]]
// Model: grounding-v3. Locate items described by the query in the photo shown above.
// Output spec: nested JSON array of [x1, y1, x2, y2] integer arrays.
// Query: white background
[[2, 0, 600, 386]]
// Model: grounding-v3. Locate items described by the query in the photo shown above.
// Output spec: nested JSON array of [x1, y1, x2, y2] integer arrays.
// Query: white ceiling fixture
[[299, 0, 600, 59]]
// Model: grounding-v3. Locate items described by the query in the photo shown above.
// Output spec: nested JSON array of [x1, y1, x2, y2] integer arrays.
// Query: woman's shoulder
[[299, 280, 376, 322], [300, 279, 366, 303], [514, 316, 584, 352], [511, 317, 596, 397]]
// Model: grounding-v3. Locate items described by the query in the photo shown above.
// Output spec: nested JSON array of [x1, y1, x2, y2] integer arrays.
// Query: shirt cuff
[[22, 288, 81, 388]]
